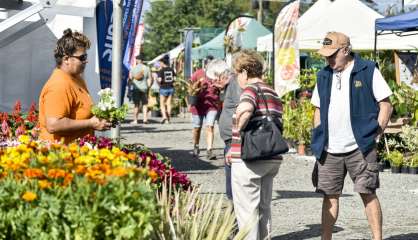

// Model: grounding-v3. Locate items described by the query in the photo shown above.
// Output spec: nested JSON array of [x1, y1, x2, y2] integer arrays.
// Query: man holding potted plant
[[311, 32, 393, 240]]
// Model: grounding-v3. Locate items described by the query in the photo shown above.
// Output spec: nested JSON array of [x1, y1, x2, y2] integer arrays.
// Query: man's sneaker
[[193, 145, 200, 157], [207, 149, 216, 160]]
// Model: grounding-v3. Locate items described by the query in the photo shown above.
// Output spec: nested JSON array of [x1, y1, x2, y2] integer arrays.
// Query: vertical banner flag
[[129, 23, 144, 68], [274, 0, 300, 97], [224, 16, 252, 67], [96, 0, 144, 102], [184, 30, 193, 80]]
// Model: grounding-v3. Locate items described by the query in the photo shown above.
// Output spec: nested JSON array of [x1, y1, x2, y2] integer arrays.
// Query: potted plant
[[294, 98, 315, 155], [187, 80, 203, 106], [409, 153, 418, 174], [386, 150, 403, 173]]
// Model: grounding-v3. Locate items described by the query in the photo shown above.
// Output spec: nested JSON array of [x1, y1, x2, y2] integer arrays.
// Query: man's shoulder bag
[[240, 84, 289, 162]]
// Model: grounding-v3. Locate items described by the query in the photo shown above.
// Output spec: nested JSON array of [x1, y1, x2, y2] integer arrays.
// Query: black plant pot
[[409, 167, 418, 174], [378, 162, 385, 172], [391, 166, 401, 174], [188, 95, 198, 106], [401, 166, 409, 174]]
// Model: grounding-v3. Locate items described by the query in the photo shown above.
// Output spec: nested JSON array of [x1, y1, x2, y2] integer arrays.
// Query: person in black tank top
[[157, 55, 176, 123]]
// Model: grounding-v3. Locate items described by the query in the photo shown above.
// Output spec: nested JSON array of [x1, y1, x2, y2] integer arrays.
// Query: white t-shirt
[[311, 63, 392, 153]]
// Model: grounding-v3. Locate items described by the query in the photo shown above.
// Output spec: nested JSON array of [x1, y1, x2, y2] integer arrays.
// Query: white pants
[[231, 160, 280, 240]]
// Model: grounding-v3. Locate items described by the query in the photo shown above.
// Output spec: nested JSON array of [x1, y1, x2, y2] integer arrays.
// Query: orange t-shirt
[[39, 68, 94, 144]]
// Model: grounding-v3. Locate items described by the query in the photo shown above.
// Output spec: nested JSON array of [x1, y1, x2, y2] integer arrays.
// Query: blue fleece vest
[[311, 54, 379, 160]]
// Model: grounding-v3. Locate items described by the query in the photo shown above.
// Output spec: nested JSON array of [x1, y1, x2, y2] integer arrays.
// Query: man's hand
[[90, 116, 112, 131]]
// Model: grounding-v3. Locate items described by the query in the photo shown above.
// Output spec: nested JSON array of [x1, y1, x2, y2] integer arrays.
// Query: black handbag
[[240, 85, 289, 161]]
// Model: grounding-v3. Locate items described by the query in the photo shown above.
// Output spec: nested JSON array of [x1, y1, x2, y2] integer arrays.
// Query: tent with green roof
[[192, 19, 271, 60]]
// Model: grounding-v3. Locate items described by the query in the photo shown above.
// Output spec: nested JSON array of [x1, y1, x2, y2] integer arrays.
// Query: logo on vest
[[354, 80, 362, 88]]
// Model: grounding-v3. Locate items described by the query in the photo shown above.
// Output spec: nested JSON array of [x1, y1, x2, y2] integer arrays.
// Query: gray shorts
[[312, 148, 379, 195]]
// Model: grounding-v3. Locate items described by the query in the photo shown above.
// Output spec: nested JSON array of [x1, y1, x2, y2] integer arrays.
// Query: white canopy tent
[[148, 44, 184, 66], [257, 0, 418, 52], [0, 0, 100, 112]]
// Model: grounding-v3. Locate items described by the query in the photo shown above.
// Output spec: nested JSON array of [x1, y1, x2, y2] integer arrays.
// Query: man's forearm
[[377, 99, 393, 131]]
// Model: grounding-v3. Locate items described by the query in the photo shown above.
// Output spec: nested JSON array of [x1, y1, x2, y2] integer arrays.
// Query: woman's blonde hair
[[232, 49, 264, 78]]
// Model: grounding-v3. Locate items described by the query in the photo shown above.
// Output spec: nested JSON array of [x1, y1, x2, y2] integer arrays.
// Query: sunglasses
[[69, 53, 88, 62]]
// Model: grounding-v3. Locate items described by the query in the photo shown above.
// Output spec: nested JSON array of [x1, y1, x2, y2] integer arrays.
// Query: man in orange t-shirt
[[39, 29, 111, 144]]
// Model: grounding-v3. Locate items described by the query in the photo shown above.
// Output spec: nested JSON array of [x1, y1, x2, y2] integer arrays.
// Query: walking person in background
[[311, 32, 393, 240], [39, 29, 111, 144], [157, 55, 176, 124], [226, 50, 283, 240], [129, 54, 151, 124], [189, 56, 221, 160]]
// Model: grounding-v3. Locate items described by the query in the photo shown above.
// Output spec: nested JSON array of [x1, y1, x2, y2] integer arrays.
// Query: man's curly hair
[[54, 28, 91, 66]]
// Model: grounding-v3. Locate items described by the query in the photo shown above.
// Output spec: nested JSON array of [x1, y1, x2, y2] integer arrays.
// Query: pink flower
[[1, 120, 10, 137]]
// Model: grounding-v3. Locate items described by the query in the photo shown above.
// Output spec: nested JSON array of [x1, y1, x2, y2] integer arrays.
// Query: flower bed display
[[0, 132, 190, 238], [0, 102, 244, 239], [0, 101, 39, 141]]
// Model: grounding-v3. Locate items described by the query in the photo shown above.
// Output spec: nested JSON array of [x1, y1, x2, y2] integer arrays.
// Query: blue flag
[[96, 0, 144, 103]]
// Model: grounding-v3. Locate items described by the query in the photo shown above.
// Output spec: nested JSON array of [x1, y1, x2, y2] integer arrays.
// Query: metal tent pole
[[111, 0, 123, 140]]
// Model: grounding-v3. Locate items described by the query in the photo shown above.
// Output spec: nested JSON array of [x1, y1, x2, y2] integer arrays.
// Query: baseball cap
[[317, 32, 350, 57]]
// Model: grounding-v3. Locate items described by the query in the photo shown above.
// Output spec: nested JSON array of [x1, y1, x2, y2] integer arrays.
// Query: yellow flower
[[38, 180, 52, 189], [99, 148, 114, 161], [80, 145, 90, 154], [22, 191, 37, 202], [68, 143, 79, 153], [18, 135, 31, 144]]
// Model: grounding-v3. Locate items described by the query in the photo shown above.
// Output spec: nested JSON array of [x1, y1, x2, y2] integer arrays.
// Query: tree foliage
[[142, 0, 248, 60], [141, 0, 314, 61]]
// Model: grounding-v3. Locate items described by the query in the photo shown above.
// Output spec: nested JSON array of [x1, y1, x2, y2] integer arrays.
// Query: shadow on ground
[[149, 147, 222, 172], [272, 224, 344, 240], [385, 233, 418, 240], [273, 190, 353, 200]]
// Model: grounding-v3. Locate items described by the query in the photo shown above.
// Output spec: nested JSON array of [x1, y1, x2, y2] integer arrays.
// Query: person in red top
[[190, 56, 223, 160]]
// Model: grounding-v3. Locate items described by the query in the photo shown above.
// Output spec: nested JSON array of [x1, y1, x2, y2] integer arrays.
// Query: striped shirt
[[230, 82, 283, 161]]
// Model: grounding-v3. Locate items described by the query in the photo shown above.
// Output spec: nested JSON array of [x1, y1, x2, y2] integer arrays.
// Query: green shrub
[[386, 150, 403, 167], [0, 175, 159, 240]]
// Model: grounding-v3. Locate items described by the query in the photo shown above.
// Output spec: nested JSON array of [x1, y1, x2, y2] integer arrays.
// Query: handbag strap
[[254, 83, 272, 119]]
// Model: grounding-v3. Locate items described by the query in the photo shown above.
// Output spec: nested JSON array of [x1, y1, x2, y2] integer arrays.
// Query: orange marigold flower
[[148, 170, 159, 182], [47, 169, 66, 179], [110, 167, 128, 177], [127, 152, 137, 161], [39, 146, 49, 154], [63, 173, 73, 186], [38, 180, 52, 189], [75, 165, 87, 175], [22, 191, 37, 202], [0, 172, 7, 179], [24, 168, 44, 179]]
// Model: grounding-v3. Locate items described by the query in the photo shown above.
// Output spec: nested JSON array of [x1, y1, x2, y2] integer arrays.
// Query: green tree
[[142, 0, 247, 60]]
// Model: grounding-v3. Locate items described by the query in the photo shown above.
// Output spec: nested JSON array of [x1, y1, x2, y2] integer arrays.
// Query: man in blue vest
[[311, 32, 393, 240]]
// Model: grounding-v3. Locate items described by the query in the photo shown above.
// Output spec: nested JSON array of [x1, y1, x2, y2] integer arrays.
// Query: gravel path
[[121, 115, 418, 240]]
